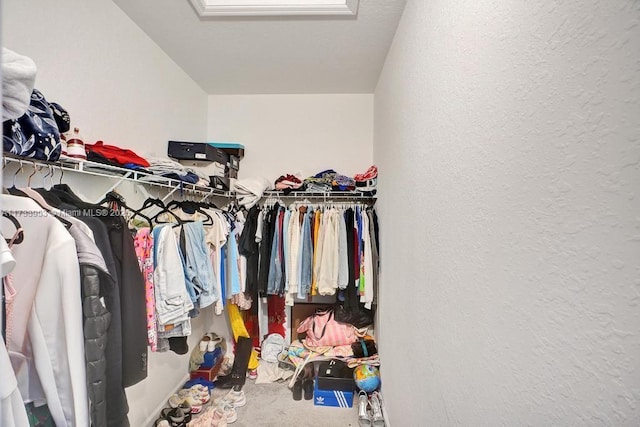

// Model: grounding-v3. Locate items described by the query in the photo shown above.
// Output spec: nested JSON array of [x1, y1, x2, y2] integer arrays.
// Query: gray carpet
[[210, 380, 361, 427]]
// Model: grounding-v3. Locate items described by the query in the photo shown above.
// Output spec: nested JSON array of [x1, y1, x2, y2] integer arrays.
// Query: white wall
[[375, 1, 640, 425], [3, 1, 209, 426], [208, 94, 374, 183], [3, 0, 207, 157]]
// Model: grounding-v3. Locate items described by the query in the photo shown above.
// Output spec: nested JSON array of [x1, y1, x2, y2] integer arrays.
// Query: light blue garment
[[282, 209, 292, 292], [227, 228, 242, 296], [267, 207, 284, 294], [184, 221, 217, 308], [175, 228, 199, 305], [298, 210, 314, 298]]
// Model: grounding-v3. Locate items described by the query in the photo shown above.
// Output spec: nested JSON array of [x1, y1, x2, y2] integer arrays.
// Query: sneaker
[[369, 392, 385, 426], [214, 389, 247, 408], [358, 391, 372, 427], [214, 402, 237, 424], [207, 406, 230, 427]]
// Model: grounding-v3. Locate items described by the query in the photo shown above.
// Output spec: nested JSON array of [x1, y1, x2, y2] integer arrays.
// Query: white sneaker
[[214, 389, 247, 408], [212, 402, 236, 425], [358, 391, 372, 427]]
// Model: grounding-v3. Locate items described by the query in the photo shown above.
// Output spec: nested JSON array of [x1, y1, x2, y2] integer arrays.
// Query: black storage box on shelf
[[208, 142, 245, 159], [225, 165, 238, 179], [228, 155, 240, 171], [317, 359, 355, 392], [168, 141, 229, 164], [210, 176, 231, 191]]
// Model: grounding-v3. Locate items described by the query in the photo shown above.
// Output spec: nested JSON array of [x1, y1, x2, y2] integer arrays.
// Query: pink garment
[[134, 228, 158, 351]]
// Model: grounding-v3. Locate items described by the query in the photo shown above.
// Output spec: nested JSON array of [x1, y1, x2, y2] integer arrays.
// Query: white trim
[[189, 0, 359, 16], [141, 374, 190, 427]]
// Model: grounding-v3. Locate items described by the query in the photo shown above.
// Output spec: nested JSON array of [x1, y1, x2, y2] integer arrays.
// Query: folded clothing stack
[[274, 174, 304, 191], [233, 177, 272, 209], [331, 174, 356, 191], [304, 169, 336, 192], [85, 141, 150, 168], [146, 157, 199, 184]]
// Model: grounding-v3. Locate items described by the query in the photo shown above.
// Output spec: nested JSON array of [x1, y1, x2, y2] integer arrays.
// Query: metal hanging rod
[[2, 154, 376, 203], [261, 190, 376, 200]]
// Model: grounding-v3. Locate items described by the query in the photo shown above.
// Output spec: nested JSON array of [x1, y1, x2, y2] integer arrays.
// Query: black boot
[[215, 336, 253, 389]]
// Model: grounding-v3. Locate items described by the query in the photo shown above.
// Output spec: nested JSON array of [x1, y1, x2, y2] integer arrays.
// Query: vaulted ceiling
[[113, 0, 407, 94]]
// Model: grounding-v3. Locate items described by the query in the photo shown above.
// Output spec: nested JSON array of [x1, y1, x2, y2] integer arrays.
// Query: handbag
[[351, 338, 377, 358], [296, 308, 358, 347], [3, 89, 66, 161], [333, 302, 376, 329]]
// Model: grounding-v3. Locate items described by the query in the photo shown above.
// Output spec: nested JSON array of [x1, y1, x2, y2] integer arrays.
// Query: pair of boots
[[214, 336, 253, 390], [292, 363, 314, 401]]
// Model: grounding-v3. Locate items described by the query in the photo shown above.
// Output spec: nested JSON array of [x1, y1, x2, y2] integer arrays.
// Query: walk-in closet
[[2, 0, 639, 426]]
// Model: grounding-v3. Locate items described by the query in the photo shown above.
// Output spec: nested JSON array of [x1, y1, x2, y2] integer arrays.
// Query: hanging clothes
[[1, 229, 30, 427], [40, 184, 148, 389], [1, 194, 89, 426], [134, 228, 157, 352]]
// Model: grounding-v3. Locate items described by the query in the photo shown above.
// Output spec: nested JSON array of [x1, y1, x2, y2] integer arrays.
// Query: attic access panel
[[190, 0, 359, 16]]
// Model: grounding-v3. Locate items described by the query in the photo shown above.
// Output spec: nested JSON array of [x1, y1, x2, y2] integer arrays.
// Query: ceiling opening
[[189, 0, 359, 16]]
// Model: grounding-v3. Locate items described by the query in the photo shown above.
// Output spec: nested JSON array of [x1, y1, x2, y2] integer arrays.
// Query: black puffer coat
[[81, 264, 112, 427]]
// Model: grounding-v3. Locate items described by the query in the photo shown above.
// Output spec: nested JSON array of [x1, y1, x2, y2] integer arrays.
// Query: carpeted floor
[[209, 380, 361, 427]]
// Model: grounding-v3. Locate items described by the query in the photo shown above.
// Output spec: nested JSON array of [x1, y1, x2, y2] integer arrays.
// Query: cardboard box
[[317, 360, 356, 392], [313, 381, 353, 408], [190, 357, 223, 382], [168, 141, 229, 164], [208, 142, 245, 159], [210, 176, 231, 191]]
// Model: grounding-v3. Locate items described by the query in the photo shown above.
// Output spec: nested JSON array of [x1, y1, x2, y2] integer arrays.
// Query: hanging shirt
[[134, 228, 158, 352], [297, 210, 314, 299], [311, 209, 322, 296], [153, 225, 193, 326], [1, 194, 88, 427], [285, 206, 301, 306], [337, 211, 349, 289]]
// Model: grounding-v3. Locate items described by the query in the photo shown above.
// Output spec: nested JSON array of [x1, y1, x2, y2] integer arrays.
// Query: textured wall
[[208, 94, 374, 182], [374, 1, 640, 425]]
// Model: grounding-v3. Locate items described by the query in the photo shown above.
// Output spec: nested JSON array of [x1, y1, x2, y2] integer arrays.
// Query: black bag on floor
[[334, 302, 376, 329], [351, 338, 377, 358]]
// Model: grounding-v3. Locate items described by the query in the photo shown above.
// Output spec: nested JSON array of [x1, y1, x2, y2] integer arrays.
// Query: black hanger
[[100, 191, 153, 229], [167, 200, 214, 226], [3, 212, 24, 245], [134, 197, 184, 227]]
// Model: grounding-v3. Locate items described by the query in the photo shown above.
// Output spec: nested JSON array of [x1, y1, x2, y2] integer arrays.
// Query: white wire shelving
[[2, 154, 377, 203]]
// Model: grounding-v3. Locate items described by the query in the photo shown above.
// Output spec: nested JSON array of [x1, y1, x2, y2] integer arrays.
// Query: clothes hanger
[[10, 160, 25, 189], [2, 212, 24, 245], [141, 198, 184, 227], [26, 162, 40, 187], [100, 191, 154, 229]]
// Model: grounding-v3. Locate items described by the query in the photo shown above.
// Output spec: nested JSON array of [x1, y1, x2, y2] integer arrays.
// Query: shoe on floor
[[212, 401, 237, 425], [358, 390, 372, 427], [214, 389, 247, 408], [369, 392, 385, 427]]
